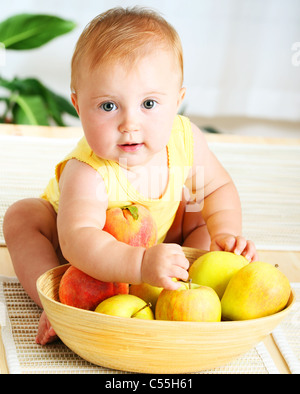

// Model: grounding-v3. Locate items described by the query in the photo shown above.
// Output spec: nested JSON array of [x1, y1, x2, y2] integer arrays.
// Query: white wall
[[1, 0, 300, 129]]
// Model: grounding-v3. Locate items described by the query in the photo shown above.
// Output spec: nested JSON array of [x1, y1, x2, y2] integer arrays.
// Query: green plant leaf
[[0, 77, 78, 126], [10, 94, 49, 125], [0, 14, 76, 50], [0, 77, 12, 90], [43, 88, 78, 126], [0, 97, 10, 123], [0, 96, 9, 104], [0, 76, 43, 94]]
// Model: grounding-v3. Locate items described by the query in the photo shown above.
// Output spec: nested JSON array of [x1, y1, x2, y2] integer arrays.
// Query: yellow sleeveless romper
[[41, 115, 194, 243]]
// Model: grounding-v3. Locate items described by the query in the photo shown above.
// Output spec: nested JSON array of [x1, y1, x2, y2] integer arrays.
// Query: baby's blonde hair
[[71, 6, 184, 92]]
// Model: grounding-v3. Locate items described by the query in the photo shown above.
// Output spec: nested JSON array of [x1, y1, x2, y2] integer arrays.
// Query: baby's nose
[[118, 110, 140, 133]]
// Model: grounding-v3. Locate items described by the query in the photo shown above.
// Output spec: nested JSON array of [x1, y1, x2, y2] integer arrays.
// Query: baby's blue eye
[[100, 102, 117, 112], [143, 100, 157, 109]]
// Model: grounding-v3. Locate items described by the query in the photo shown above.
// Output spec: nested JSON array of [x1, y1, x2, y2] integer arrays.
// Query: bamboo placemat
[[210, 142, 300, 251], [0, 276, 280, 374], [1, 135, 300, 250]]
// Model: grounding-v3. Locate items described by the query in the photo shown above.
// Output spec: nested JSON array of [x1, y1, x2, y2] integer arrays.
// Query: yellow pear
[[188, 251, 248, 298], [221, 262, 291, 320]]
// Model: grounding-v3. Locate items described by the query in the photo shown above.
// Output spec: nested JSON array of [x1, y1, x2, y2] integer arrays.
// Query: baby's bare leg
[[165, 191, 211, 251], [181, 208, 211, 250], [3, 198, 63, 344]]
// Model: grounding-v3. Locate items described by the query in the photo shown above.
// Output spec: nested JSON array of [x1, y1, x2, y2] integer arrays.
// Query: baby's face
[[71, 49, 185, 168]]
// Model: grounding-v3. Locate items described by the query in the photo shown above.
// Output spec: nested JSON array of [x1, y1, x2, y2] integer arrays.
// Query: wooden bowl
[[36, 247, 295, 374]]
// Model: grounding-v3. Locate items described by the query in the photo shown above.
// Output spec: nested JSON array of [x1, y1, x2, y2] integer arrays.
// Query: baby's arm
[[185, 123, 257, 261], [57, 159, 188, 289]]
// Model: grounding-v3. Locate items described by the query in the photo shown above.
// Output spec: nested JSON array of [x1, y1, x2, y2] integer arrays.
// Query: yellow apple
[[188, 251, 248, 298], [155, 281, 221, 322], [129, 283, 163, 311], [221, 261, 291, 320], [94, 294, 154, 319]]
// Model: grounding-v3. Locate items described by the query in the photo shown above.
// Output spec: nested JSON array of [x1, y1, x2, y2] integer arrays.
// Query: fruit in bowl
[[129, 282, 163, 311], [103, 204, 157, 248], [155, 280, 221, 322], [36, 248, 295, 374], [59, 265, 128, 310], [188, 251, 249, 298], [95, 294, 154, 319], [221, 261, 291, 320]]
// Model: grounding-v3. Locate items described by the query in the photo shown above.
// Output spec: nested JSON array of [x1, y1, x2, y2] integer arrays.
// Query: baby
[[3, 7, 257, 345]]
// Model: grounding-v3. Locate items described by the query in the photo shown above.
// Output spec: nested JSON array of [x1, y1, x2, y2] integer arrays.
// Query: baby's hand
[[210, 233, 258, 262], [141, 243, 190, 290]]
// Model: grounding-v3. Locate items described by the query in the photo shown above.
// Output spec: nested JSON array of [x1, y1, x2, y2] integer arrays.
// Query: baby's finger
[[234, 236, 247, 255], [171, 265, 189, 283], [168, 243, 186, 254], [210, 235, 236, 252], [161, 277, 182, 291], [241, 240, 259, 262], [210, 241, 223, 252], [176, 256, 190, 270], [224, 236, 238, 252], [169, 249, 189, 269]]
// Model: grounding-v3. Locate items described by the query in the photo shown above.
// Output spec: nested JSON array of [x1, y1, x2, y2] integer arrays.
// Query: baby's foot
[[35, 310, 58, 345]]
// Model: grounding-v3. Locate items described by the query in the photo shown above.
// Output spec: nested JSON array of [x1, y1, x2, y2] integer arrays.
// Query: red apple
[[103, 204, 157, 248], [155, 281, 221, 322], [59, 265, 129, 310]]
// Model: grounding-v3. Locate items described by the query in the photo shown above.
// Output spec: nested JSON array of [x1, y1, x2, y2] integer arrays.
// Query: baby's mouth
[[118, 142, 144, 152]]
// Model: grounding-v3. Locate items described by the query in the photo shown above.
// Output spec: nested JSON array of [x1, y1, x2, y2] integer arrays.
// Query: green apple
[[189, 251, 248, 299], [129, 283, 163, 311], [155, 281, 221, 322], [94, 294, 154, 319]]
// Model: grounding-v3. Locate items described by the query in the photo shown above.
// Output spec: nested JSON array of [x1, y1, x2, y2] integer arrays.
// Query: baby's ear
[[71, 93, 80, 116], [177, 87, 186, 108]]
